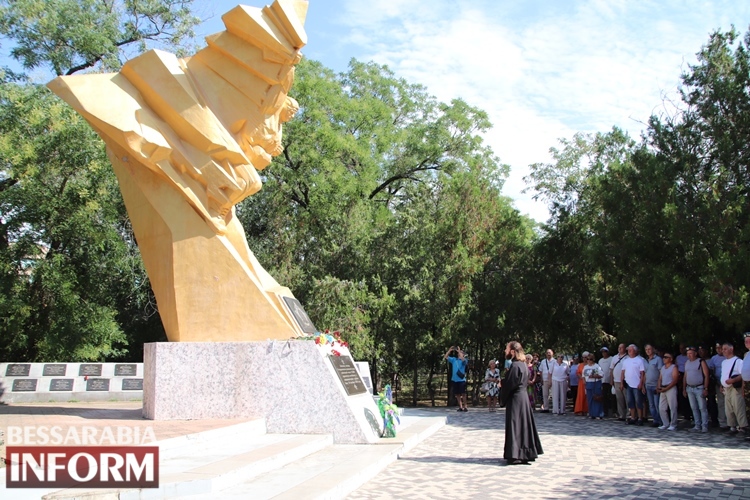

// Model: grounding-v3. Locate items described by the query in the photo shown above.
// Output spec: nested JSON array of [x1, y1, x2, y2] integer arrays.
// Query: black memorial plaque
[[5, 364, 31, 377], [86, 378, 110, 391], [12, 379, 37, 392], [43, 364, 67, 376], [79, 364, 102, 376], [328, 355, 368, 396], [122, 378, 143, 391], [282, 296, 317, 333], [114, 364, 137, 376], [49, 379, 74, 391]]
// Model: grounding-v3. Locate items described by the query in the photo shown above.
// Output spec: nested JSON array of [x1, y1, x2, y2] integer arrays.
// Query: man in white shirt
[[742, 333, 750, 382], [598, 347, 613, 418], [538, 349, 554, 412], [550, 354, 569, 415], [720, 341, 747, 435], [620, 344, 646, 425], [610, 344, 628, 420]]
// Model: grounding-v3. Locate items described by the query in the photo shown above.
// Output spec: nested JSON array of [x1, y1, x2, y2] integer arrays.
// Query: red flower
[[331, 349, 341, 356]]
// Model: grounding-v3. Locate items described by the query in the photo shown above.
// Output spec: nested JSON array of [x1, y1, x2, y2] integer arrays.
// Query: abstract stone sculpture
[[48, 1, 313, 342]]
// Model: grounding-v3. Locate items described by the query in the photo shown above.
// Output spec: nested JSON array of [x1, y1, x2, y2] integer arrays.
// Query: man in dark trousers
[[444, 345, 468, 412], [501, 341, 544, 465]]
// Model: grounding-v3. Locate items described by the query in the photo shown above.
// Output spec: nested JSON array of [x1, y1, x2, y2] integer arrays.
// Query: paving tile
[[349, 407, 750, 499]]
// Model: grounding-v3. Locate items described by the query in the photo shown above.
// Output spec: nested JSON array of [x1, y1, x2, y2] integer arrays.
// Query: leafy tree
[[239, 58, 534, 402], [0, 0, 199, 75], [525, 29, 750, 353], [0, 0, 199, 361], [0, 83, 128, 360]]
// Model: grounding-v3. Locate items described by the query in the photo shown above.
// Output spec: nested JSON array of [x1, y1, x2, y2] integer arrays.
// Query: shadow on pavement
[[0, 405, 143, 420], [404, 406, 750, 450]]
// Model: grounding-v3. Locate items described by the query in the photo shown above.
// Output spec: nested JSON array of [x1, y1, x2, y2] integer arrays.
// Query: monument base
[[143, 341, 384, 444]]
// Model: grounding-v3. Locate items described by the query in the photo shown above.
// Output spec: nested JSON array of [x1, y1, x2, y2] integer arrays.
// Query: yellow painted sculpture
[[48, 1, 314, 342]]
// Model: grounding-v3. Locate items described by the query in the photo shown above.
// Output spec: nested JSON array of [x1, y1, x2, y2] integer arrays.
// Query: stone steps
[[208, 414, 446, 499], [29, 411, 445, 499]]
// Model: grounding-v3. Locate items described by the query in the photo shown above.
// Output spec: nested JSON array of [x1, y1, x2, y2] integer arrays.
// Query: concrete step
[[41, 420, 332, 500], [33, 412, 446, 500], [157, 419, 267, 456], [211, 415, 446, 500], [129, 433, 334, 499]]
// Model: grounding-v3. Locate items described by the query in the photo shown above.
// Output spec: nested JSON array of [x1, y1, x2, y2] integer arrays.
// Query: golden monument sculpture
[[48, 1, 315, 342]]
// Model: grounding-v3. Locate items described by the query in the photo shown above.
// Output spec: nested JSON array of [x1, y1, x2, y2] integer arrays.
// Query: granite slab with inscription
[[79, 364, 103, 376], [86, 378, 110, 391], [122, 378, 143, 391], [281, 297, 317, 333], [329, 355, 368, 396], [12, 379, 37, 392], [115, 364, 137, 376], [6, 364, 30, 377], [43, 364, 67, 376], [49, 379, 74, 391]]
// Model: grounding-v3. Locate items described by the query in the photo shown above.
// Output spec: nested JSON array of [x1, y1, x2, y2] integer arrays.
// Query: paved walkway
[[349, 408, 750, 500]]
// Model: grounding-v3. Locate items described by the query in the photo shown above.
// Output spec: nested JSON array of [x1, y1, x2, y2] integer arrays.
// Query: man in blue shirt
[[444, 345, 468, 412]]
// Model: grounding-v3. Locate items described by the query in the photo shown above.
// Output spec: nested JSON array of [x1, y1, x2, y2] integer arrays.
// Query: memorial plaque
[[114, 364, 137, 376], [43, 364, 67, 376], [328, 355, 368, 396], [282, 296, 317, 333], [49, 379, 74, 391], [122, 378, 143, 391], [5, 364, 31, 377], [11, 379, 37, 392], [79, 364, 102, 376], [86, 378, 110, 391]]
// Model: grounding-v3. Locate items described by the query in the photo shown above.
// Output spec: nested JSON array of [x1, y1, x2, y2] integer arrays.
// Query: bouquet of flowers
[[297, 330, 350, 356], [377, 385, 400, 438]]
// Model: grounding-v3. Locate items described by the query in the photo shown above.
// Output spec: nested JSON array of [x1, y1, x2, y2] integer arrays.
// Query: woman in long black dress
[[501, 341, 544, 464]]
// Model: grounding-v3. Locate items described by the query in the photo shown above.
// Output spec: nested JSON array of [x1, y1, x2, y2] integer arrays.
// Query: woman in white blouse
[[582, 354, 605, 419], [484, 360, 501, 412]]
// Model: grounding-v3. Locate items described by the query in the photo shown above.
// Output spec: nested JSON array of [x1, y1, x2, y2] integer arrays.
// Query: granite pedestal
[[143, 341, 384, 444]]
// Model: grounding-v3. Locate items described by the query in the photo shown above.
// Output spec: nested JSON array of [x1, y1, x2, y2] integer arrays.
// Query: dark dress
[[501, 360, 544, 462]]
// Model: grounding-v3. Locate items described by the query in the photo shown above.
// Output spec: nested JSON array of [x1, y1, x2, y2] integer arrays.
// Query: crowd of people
[[523, 334, 750, 438], [445, 333, 750, 447]]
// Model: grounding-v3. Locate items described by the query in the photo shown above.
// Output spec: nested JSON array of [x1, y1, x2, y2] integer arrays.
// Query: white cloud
[[333, 0, 750, 222]]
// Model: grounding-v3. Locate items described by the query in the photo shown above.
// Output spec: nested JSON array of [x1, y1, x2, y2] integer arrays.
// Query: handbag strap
[[728, 359, 738, 379]]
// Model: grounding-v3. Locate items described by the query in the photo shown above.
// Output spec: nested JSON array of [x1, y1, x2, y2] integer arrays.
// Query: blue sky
[[197, 0, 745, 222], [9, 1, 750, 222]]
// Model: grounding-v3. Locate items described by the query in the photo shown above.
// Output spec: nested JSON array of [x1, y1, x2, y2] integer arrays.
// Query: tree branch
[[368, 162, 440, 200]]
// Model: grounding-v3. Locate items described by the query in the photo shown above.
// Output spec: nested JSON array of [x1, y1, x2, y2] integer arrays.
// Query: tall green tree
[[238, 58, 535, 402], [0, 0, 199, 361], [525, 28, 750, 353]]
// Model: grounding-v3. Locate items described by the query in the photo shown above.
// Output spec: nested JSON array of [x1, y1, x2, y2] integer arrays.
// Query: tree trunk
[[412, 362, 418, 406]]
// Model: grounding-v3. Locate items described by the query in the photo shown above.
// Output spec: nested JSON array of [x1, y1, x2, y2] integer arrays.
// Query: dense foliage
[[1, 2, 749, 404]]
